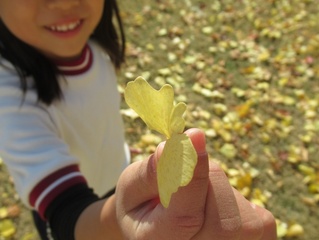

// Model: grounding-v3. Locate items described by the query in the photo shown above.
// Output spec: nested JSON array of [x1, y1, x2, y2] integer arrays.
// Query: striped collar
[[55, 45, 93, 76]]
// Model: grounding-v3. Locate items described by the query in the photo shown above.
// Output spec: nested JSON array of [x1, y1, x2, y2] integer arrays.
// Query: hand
[[116, 128, 277, 240]]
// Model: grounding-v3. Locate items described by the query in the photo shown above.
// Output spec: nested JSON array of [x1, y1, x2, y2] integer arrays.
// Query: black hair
[[0, 0, 125, 105]]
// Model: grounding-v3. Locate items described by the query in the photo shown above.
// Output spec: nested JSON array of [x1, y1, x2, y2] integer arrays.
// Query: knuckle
[[170, 214, 204, 237], [261, 208, 276, 228], [216, 215, 242, 239], [176, 215, 204, 229], [241, 218, 264, 240], [209, 161, 225, 175]]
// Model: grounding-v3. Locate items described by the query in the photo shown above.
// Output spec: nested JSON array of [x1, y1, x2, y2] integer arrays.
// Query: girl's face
[[0, 0, 104, 60]]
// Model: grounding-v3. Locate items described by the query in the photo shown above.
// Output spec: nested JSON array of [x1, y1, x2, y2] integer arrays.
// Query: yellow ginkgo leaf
[[124, 76, 197, 208], [169, 102, 187, 135], [124, 76, 185, 138], [157, 133, 197, 207]]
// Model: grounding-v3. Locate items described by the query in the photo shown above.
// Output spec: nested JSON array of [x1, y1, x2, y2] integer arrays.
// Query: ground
[[0, 0, 319, 239]]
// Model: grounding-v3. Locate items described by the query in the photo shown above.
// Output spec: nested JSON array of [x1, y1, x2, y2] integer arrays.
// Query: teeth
[[48, 21, 80, 32]]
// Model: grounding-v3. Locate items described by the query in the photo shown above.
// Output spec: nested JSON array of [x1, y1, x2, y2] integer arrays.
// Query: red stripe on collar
[[55, 45, 93, 76]]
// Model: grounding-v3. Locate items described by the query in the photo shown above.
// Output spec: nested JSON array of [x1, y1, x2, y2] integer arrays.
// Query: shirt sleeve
[[46, 184, 99, 239], [0, 72, 86, 218]]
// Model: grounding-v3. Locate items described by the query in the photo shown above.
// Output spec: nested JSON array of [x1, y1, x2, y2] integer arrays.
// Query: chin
[[47, 49, 84, 61]]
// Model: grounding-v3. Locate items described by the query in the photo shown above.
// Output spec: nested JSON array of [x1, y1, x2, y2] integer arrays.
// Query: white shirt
[[0, 41, 129, 216]]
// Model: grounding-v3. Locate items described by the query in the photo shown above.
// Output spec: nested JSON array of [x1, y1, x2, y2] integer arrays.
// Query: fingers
[[162, 129, 209, 233], [117, 128, 209, 212], [194, 161, 242, 240], [254, 205, 277, 240], [232, 185, 277, 240], [194, 162, 276, 240], [116, 128, 211, 239], [167, 128, 208, 214], [116, 127, 277, 240], [116, 152, 159, 214], [232, 189, 264, 240]]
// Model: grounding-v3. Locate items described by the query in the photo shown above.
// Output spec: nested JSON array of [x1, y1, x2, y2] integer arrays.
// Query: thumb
[[162, 128, 209, 222], [116, 128, 209, 239], [116, 146, 159, 214], [116, 128, 209, 214]]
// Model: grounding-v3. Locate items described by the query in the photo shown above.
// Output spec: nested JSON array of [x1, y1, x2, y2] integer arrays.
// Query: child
[[0, 1, 276, 240]]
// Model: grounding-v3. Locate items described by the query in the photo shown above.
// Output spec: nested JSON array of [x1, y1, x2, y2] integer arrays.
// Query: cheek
[[0, 1, 35, 30], [0, 6, 34, 38], [3, 15, 29, 34], [2, 15, 27, 38], [92, 1, 105, 26], [2, 14, 42, 50]]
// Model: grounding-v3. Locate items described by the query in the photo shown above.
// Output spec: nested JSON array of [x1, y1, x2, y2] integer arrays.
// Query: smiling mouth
[[46, 20, 82, 32]]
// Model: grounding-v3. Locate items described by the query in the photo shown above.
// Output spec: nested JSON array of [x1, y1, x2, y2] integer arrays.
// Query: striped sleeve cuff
[[29, 164, 87, 219]]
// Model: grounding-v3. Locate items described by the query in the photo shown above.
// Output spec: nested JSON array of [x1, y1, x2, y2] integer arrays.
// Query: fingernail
[[186, 129, 207, 155], [196, 138, 207, 155]]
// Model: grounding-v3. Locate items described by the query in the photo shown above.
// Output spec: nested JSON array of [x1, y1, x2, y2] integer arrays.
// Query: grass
[[0, 0, 319, 239]]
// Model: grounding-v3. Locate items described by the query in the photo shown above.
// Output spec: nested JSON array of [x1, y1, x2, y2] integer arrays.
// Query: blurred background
[[1, 0, 318, 239]]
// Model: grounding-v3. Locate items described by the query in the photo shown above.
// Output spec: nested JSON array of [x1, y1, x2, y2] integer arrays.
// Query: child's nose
[[47, 0, 80, 10]]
